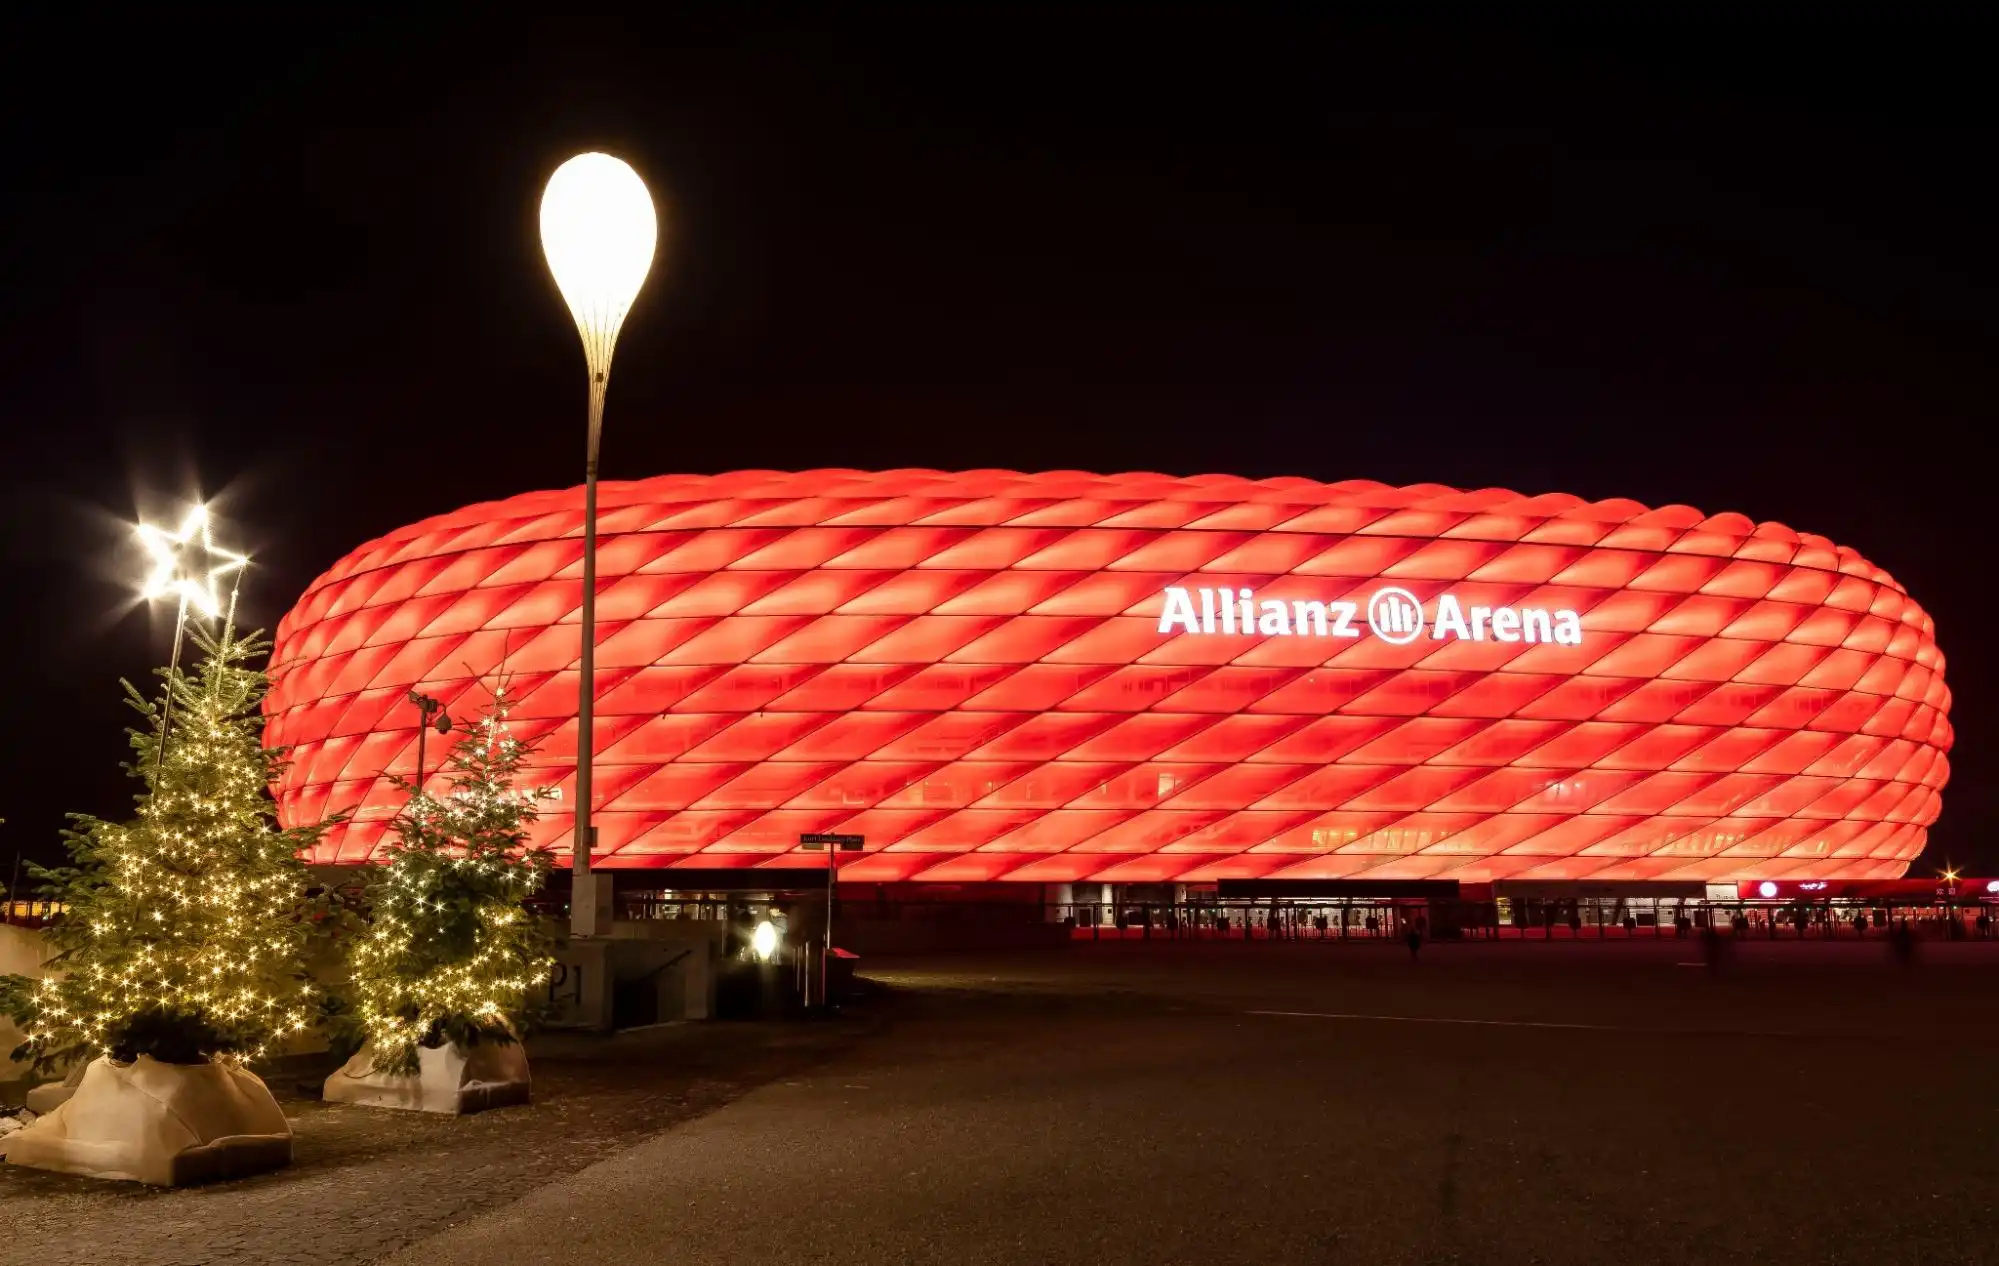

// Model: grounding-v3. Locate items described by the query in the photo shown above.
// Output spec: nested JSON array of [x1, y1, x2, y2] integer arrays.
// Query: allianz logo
[[1157, 585, 1585, 646]]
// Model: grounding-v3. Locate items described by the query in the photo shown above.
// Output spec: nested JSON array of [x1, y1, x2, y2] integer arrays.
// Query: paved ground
[[9, 940, 1999, 1265], [386, 940, 1999, 1266], [0, 1019, 871, 1266]]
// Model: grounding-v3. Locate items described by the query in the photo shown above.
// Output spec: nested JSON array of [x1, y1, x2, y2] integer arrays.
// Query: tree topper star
[[137, 505, 248, 618]]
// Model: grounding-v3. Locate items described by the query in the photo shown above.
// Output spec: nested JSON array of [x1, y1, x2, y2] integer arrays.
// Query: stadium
[[263, 470, 1957, 936]]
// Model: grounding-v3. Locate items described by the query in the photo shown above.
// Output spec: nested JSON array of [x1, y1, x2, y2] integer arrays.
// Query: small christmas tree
[[344, 684, 555, 1076], [1, 624, 330, 1075]]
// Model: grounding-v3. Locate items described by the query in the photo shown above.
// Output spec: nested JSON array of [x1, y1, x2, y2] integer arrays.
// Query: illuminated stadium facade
[[265, 470, 1951, 892]]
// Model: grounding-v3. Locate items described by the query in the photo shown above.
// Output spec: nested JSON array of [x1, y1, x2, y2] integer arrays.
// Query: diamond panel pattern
[[265, 471, 1952, 883]]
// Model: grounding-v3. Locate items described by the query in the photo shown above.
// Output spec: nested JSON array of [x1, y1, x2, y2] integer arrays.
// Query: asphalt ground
[[379, 939, 1999, 1266]]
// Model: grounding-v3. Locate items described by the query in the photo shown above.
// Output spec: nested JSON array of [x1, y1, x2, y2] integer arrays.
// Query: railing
[[1050, 899, 1999, 943], [1055, 902, 1438, 941], [520, 889, 1999, 946], [1, 899, 62, 929]]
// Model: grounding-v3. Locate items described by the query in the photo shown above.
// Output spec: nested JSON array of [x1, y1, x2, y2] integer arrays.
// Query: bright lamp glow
[[539, 153, 658, 376], [751, 920, 779, 961], [1757, 881, 1779, 898], [137, 504, 247, 618]]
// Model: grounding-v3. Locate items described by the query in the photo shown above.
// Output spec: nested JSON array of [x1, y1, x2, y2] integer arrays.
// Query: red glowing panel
[[265, 471, 1951, 880]]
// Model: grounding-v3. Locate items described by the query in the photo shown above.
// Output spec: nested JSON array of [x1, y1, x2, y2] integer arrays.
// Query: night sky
[[2, 12, 1989, 875]]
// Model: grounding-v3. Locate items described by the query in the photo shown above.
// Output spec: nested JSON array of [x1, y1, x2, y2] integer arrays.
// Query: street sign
[[800, 833, 864, 851]]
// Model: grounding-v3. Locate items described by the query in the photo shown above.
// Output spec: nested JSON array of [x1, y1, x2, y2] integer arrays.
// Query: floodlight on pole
[[407, 690, 453, 802], [134, 502, 249, 765], [539, 152, 658, 938]]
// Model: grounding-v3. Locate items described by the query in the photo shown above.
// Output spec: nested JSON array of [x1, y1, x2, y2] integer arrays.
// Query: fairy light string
[[347, 681, 556, 1076], [15, 618, 331, 1073]]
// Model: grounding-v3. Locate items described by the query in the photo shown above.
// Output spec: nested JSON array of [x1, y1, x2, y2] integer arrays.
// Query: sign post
[[799, 832, 863, 1007]]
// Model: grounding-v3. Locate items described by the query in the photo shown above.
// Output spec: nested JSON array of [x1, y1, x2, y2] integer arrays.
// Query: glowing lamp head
[[751, 920, 779, 962], [539, 152, 658, 377], [1757, 881, 1779, 899]]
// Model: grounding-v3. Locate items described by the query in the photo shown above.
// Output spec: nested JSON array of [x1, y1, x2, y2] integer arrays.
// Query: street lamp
[[539, 152, 658, 937], [136, 503, 248, 765], [406, 690, 453, 801]]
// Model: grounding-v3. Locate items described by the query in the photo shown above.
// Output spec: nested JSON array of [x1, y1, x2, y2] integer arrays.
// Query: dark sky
[[2, 11, 1989, 875]]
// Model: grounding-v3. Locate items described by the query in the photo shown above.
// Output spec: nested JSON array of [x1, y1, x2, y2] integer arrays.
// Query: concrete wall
[[543, 919, 723, 1030], [2, 923, 50, 1079], [0, 924, 44, 976]]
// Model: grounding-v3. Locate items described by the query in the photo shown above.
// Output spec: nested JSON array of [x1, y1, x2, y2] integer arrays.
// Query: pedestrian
[[1701, 922, 1730, 975], [1405, 923, 1423, 960], [1891, 918, 1917, 968]]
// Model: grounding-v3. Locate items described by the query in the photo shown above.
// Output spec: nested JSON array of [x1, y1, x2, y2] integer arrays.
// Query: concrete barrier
[[3, 923, 51, 1083], [543, 919, 722, 1031]]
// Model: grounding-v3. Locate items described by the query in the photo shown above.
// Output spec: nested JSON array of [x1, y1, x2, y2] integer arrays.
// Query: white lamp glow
[[539, 153, 658, 382], [752, 920, 780, 962]]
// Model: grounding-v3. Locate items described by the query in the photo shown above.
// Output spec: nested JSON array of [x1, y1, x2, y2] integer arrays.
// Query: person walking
[[1405, 922, 1423, 960], [1891, 917, 1918, 967], [1701, 921, 1731, 975]]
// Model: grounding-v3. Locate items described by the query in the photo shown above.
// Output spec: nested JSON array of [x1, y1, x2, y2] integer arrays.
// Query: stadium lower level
[[530, 873, 1999, 952]]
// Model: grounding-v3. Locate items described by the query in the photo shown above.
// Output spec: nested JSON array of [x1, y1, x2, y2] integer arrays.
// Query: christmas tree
[[344, 684, 555, 1076], [1, 623, 331, 1075]]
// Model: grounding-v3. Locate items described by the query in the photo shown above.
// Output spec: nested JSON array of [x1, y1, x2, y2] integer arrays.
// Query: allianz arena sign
[[1158, 585, 1585, 647]]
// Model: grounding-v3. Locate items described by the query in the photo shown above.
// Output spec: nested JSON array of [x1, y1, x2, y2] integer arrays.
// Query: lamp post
[[539, 152, 658, 938], [406, 691, 453, 800]]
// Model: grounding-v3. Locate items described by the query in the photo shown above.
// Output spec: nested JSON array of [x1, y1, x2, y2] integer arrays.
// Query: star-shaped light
[[137, 504, 248, 618]]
